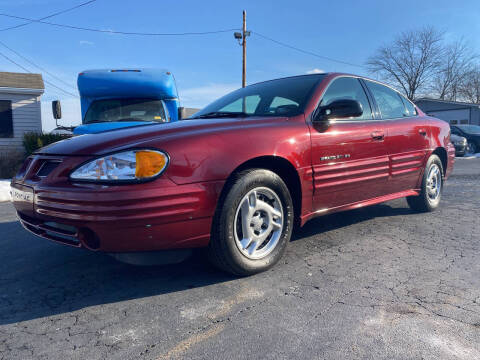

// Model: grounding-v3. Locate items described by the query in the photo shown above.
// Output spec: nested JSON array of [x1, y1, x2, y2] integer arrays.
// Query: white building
[[0, 72, 44, 154], [415, 98, 480, 125]]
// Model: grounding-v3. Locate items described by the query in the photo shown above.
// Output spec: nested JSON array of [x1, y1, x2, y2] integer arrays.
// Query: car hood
[[451, 134, 466, 142], [37, 116, 286, 156]]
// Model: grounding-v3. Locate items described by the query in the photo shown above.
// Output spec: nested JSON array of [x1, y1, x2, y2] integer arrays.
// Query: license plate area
[[11, 184, 34, 212]]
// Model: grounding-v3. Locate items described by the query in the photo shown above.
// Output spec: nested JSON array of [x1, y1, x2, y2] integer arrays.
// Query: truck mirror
[[178, 107, 186, 120], [52, 100, 62, 120]]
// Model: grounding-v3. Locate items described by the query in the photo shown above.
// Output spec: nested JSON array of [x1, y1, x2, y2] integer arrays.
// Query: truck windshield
[[84, 98, 167, 124], [191, 74, 325, 119]]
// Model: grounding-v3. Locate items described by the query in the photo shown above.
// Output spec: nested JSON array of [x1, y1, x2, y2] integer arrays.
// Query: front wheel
[[467, 141, 477, 155], [208, 169, 294, 276], [407, 154, 443, 212]]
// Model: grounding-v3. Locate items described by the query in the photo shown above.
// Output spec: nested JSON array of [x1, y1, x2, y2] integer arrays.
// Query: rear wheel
[[208, 169, 293, 276], [407, 154, 443, 212]]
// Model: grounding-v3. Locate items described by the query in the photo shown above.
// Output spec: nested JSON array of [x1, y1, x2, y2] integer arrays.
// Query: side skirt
[[300, 189, 420, 226]]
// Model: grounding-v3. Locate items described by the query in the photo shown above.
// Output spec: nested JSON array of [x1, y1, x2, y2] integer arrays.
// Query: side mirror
[[313, 99, 363, 123], [178, 106, 186, 120], [52, 100, 62, 120]]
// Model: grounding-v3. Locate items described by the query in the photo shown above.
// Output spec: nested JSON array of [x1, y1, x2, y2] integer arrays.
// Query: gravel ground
[[0, 158, 479, 360]]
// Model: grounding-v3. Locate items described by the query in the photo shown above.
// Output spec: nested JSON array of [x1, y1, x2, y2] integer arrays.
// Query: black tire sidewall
[[216, 169, 294, 274]]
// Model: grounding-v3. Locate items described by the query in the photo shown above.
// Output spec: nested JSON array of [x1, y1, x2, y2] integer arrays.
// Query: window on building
[[0, 100, 13, 138]]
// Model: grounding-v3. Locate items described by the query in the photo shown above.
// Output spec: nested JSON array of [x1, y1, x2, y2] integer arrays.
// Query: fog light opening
[[79, 228, 101, 250]]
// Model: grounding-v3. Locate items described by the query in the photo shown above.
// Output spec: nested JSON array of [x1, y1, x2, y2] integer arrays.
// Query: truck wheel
[[208, 169, 293, 276], [407, 154, 443, 212]]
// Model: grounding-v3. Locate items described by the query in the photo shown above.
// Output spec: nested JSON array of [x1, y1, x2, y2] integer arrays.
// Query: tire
[[407, 154, 443, 212], [208, 169, 294, 276], [467, 141, 477, 155]]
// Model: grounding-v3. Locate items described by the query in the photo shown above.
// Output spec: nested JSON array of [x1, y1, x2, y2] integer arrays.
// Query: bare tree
[[431, 39, 476, 101], [459, 66, 480, 103], [367, 27, 444, 101]]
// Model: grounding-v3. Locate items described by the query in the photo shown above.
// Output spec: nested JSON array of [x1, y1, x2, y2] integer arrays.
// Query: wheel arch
[[431, 147, 448, 176], [217, 156, 302, 225]]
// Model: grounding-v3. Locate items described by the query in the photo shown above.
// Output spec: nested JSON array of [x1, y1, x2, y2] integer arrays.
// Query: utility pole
[[234, 10, 250, 88]]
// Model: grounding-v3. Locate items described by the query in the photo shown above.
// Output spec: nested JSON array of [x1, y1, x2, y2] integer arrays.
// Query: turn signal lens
[[135, 151, 168, 178], [70, 149, 169, 182]]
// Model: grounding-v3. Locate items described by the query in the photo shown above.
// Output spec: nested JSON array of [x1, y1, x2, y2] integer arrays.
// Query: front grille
[[17, 212, 81, 247], [36, 161, 61, 177]]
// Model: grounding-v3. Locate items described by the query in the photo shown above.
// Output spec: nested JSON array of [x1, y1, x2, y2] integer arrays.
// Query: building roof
[[416, 97, 480, 108], [0, 71, 44, 90]]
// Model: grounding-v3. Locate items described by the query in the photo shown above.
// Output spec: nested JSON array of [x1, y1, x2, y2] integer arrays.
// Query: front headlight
[[70, 149, 169, 182]]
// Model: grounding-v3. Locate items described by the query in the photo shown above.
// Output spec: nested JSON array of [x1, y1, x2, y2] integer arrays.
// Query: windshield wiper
[[191, 111, 248, 119]]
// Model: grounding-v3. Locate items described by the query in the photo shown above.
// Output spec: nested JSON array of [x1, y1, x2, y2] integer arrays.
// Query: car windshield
[[84, 98, 167, 124], [191, 74, 325, 119], [457, 125, 480, 134]]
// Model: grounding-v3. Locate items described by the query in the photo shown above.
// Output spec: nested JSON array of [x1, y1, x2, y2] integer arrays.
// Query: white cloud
[[41, 98, 82, 132], [179, 83, 239, 108], [79, 40, 94, 46], [306, 68, 325, 74]]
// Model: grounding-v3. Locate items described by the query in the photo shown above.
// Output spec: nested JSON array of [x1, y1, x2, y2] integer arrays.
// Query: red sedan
[[11, 73, 455, 275]]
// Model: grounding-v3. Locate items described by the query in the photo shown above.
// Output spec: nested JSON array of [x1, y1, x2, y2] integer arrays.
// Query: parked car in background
[[10, 73, 455, 275], [450, 133, 467, 157], [451, 125, 480, 154]]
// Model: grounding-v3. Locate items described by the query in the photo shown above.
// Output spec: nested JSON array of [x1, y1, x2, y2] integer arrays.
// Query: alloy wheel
[[233, 187, 284, 260], [426, 163, 442, 203]]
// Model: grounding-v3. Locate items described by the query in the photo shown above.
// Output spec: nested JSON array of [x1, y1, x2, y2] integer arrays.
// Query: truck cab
[[73, 68, 182, 135]]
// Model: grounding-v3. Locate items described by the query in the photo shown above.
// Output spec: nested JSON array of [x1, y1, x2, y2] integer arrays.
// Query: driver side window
[[320, 77, 373, 120]]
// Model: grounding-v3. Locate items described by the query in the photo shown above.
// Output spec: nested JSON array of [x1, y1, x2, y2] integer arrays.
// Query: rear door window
[[365, 81, 406, 119]]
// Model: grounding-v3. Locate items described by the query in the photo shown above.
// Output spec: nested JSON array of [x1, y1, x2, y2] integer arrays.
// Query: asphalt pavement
[[1, 158, 479, 360]]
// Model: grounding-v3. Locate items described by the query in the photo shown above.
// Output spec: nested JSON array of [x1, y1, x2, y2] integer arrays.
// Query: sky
[[0, 0, 479, 131]]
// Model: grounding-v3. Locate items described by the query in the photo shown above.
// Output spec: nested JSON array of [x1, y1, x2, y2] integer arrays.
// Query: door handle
[[371, 131, 384, 141], [418, 128, 427, 136]]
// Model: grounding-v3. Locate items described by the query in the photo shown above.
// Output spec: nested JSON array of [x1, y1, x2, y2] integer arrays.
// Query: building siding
[[416, 99, 480, 125], [0, 93, 42, 154]]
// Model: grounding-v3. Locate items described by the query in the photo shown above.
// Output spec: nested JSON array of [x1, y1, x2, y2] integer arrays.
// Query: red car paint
[[11, 73, 454, 253]]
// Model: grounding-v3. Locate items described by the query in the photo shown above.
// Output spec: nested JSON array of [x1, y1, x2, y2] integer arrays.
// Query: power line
[[253, 31, 365, 69], [0, 0, 97, 32], [0, 50, 78, 97], [0, 12, 239, 36], [0, 40, 77, 91]]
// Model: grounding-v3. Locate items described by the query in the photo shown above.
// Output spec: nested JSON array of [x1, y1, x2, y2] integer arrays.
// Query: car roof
[[247, 72, 393, 89]]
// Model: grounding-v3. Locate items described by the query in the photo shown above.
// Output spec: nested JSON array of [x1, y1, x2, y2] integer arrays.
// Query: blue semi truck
[[52, 68, 186, 135]]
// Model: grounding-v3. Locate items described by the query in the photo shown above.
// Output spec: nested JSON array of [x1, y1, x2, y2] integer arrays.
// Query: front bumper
[[12, 154, 223, 252], [454, 143, 467, 156]]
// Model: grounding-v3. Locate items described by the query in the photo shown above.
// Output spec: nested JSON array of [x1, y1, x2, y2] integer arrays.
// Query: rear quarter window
[[399, 95, 417, 117]]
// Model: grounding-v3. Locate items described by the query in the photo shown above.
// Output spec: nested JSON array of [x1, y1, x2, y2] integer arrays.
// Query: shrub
[[23, 132, 70, 156], [0, 150, 24, 179]]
